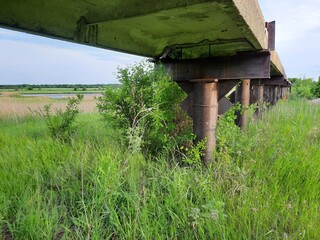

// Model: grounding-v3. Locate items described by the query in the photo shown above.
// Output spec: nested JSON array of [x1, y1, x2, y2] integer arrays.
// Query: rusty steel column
[[269, 86, 274, 105], [274, 86, 278, 104], [257, 84, 264, 117], [240, 79, 250, 131], [193, 81, 218, 164]]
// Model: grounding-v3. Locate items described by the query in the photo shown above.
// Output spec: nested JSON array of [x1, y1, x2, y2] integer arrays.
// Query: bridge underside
[[0, 0, 268, 59], [0, 0, 290, 163]]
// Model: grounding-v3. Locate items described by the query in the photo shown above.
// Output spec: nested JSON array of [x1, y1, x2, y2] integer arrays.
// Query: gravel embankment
[[310, 98, 320, 104]]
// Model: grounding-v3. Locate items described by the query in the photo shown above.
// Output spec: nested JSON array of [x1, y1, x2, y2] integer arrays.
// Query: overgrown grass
[[1, 99, 320, 239], [0, 94, 99, 118]]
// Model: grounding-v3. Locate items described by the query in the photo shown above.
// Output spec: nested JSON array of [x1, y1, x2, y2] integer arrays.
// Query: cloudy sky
[[0, 0, 319, 85]]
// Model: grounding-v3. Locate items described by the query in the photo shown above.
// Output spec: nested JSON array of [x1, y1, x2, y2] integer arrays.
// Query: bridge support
[[270, 86, 276, 105], [193, 81, 218, 164], [175, 80, 220, 164], [256, 84, 264, 117], [161, 51, 273, 163], [240, 79, 251, 131]]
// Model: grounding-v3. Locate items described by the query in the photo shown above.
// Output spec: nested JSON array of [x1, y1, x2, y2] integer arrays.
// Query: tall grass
[[1, 99, 320, 239], [0, 94, 99, 118]]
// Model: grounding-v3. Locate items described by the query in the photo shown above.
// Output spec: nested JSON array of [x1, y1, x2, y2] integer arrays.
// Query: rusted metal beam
[[218, 97, 233, 115], [240, 79, 250, 131], [274, 86, 279, 104], [263, 85, 272, 103], [266, 21, 275, 51], [177, 80, 219, 164], [257, 84, 264, 117], [269, 86, 275, 105], [162, 51, 271, 81], [218, 79, 240, 101], [251, 76, 290, 86]]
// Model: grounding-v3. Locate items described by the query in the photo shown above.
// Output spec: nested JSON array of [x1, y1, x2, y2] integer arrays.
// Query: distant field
[[0, 92, 100, 117], [0, 87, 104, 94]]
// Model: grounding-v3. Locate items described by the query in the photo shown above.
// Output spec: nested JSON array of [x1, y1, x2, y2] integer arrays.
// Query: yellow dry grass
[[0, 92, 100, 118]]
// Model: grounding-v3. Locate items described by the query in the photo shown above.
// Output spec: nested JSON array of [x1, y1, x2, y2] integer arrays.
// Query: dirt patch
[[1, 223, 13, 240]]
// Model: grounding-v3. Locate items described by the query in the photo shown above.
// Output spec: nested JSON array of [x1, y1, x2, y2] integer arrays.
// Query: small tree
[[40, 94, 84, 143], [98, 62, 192, 157], [289, 77, 316, 99], [312, 77, 320, 98]]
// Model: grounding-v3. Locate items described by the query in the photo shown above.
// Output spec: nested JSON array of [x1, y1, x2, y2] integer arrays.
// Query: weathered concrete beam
[[0, 0, 268, 58], [270, 51, 286, 77]]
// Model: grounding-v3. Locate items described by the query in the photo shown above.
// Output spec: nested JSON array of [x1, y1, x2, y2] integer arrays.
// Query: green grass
[[1, 99, 320, 239]]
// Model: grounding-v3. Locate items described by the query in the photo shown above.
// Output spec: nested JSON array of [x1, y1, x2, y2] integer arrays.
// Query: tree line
[[289, 77, 320, 99], [0, 84, 120, 90]]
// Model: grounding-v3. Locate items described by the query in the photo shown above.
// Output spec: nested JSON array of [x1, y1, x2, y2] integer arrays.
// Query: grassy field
[[0, 92, 99, 117], [0, 88, 104, 94], [0, 99, 320, 239]]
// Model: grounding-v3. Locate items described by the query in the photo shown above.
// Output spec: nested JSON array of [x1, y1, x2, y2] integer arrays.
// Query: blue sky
[[0, 0, 319, 85]]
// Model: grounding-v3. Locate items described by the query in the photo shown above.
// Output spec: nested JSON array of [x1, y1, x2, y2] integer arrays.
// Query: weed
[[39, 94, 83, 143]]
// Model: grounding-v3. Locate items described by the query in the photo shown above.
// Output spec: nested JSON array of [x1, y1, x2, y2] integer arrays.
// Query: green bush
[[312, 77, 320, 98], [98, 62, 192, 158], [40, 94, 83, 143], [215, 104, 242, 159], [289, 77, 317, 99]]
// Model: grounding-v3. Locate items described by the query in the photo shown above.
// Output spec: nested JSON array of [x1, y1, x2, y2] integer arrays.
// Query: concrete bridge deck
[[0, 0, 265, 57], [0, 0, 285, 77]]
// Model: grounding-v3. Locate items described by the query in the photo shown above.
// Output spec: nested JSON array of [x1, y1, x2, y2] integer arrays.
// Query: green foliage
[[98, 62, 192, 157], [215, 103, 249, 165], [40, 94, 83, 143], [181, 136, 206, 167], [289, 77, 317, 99], [312, 77, 320, 98], [1, 100, 320, 238]]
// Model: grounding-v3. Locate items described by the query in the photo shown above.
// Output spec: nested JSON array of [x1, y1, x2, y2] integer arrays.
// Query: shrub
[[40, 94, 83, 143], [289, 77, 316, 99], [98, 62, 192, 158], [215, 104, 243, 161], [312, 77, 320, 98]]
